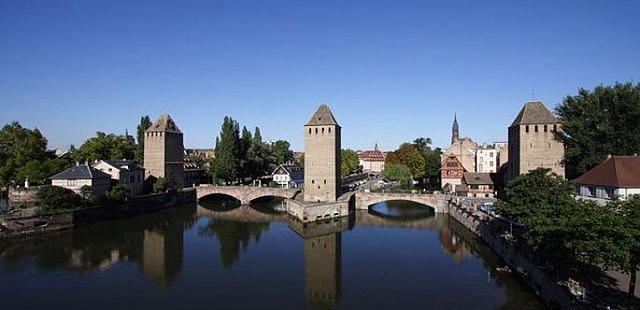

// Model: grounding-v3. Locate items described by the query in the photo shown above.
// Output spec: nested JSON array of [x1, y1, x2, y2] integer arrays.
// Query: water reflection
[[0, 199, 543, 309], [0, 205, 197, 289]]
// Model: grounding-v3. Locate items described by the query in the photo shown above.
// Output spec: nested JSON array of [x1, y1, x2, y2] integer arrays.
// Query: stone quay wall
[[1, 189, 196, 239], [8, 186, 43, 205], [448, 201, 578, 308]]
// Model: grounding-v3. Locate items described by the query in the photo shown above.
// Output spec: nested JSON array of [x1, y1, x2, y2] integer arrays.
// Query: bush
[[153, 177, 168, 193], [105, 184, 131, 203], [37, 186, 83, 212]]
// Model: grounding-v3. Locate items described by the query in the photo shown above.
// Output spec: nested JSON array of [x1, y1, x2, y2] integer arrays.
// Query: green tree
[[238, 126, 252, 183], [556, 82, 640, 179], [14, 158, 70, 185], [385, 144, 426, 180], [75, 132, 135, 162], [412, 137, 442, 189], [37, 185, 83, 212], [153, 177, 168, 193], [212, 117, 240, 184], [272, 140, 294, 166], [106, 184, 131, 203], [0, 122, 48, 185], [246, 127, 271, 180], [80, 185, 93, 200], [604, 197, 640, 295], [341, 149, 360, 176], [381, 163, 412, 189], [135, 115, 152, 163]]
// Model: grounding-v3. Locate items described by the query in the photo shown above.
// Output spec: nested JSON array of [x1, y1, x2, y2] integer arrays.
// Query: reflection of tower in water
[[304, 233, 342, 307], [142, 224, 184, 289]]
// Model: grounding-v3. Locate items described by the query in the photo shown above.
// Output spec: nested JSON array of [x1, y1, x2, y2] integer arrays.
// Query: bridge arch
[[354, 192, 443, 213], [196, 185, 301, 205]]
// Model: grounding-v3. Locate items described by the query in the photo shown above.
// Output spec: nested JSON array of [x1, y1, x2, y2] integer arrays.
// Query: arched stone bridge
[[196, 185, 301, 205], [353, 192, 447, 213]]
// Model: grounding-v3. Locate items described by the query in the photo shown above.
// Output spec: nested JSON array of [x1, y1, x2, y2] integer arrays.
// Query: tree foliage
[[210, 118, 294, 185], [381, 163, 412, 189], [106, 184, 131, 203], [496, 168, 640, 295], [15, 158, 70, 185], [74, 132, 135, 162], [37, 186, 84, 212], [385, 143, 425, 180], [0, 122, 48, 185], [135, 115, 152, 163], [153, 177, 168, 193], [556, 82, 640, 179], [341, 149, 360, 176]]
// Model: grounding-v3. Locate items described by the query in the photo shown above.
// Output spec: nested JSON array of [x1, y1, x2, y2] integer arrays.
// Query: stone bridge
[[196, 185, 301, 205], [353, 192, 447, 213]]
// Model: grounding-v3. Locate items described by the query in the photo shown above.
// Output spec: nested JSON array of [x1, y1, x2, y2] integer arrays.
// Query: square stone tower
[[304, 105, 341, 202], [144, 114, 184, 189], [507, 101, 564, 180]]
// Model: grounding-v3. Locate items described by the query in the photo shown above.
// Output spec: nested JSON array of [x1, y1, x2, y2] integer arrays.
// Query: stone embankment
[[1, 189, 196, 239]]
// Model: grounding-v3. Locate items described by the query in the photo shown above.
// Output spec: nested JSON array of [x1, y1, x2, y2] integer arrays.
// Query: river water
[[0, 198, 543, 309]]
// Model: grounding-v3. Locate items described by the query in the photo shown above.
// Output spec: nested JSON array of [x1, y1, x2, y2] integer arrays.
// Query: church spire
[[451, 113, 459, 145]]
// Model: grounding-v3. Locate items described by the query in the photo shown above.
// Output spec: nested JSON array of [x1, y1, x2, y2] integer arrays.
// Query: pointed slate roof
[[572, 156, 640, 188], [306, 105, 340, 126], [50, 165, 111, 180], [510, 101, 558, 126], [146, 114, 182, 133]]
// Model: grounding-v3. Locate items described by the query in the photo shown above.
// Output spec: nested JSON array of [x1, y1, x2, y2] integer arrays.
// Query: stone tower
[[144, 114, 184, 189], [304, 105, 341, 202], [507, 101, 564, 180], [451, 114, 459, 145]]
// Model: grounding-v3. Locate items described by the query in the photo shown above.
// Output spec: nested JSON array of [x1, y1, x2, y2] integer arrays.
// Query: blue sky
[[1, 0, 639, 151]]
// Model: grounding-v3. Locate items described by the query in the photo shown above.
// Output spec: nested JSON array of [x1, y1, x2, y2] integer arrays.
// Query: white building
[[358, 144, 385, 174], [272, 164, 304, 189], [476, 146, 498, 173], [50, 164, 112, 198], [573, 156, 640, 201], [92, 160, 145, 196]]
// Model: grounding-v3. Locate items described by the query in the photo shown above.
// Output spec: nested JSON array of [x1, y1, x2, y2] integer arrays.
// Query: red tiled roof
[[572, 156, 640, 188], [359, 150, 385, 161]]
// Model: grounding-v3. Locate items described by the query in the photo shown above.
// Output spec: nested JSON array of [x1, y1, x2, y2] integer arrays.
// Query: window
[[129, 175, 134, 183], [489, 161, 494, 166], [534, 125, 538, 132], [544, 125, 548, 132], [328, 127, 331, 133], [324, 179, 327, 184], [525, 125, 529, 133], [308, 128, 311, 134], [322, 127, 325, 134], [489, 152, 494, 157], [315, 128, 318, 134], [553, 125, 557, 132], [312, 179, 315, 184]]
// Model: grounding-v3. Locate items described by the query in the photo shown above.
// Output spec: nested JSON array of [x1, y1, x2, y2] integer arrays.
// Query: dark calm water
[[0, 198, 543, 309]]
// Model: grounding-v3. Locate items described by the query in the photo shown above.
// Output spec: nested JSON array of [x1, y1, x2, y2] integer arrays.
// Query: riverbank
[[0, 189, 196, 240], [448, 199, 640, 309]]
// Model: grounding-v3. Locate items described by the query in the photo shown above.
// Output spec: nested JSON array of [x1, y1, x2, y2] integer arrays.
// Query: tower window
[[328, 127, 331, 133], [553, 125, 557, 132], [525, 125, 529, 133], [312, 179, 315, 184], [534, 125, 538, 132], [324, 179, 327, 184], [308, 128, 311, 134], [544, 125, 548, 132], [315, 128, 318, 134], [322, 127, 325, 134]]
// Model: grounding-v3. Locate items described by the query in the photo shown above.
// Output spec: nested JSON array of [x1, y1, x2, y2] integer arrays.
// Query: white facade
[[359, 158, 384, 174], [272, 164, 304, 189], [51, 176, 110, 197], [578, 185, 640, 201], [92, 160, 145, 196], [476, 148, 498, 173]]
